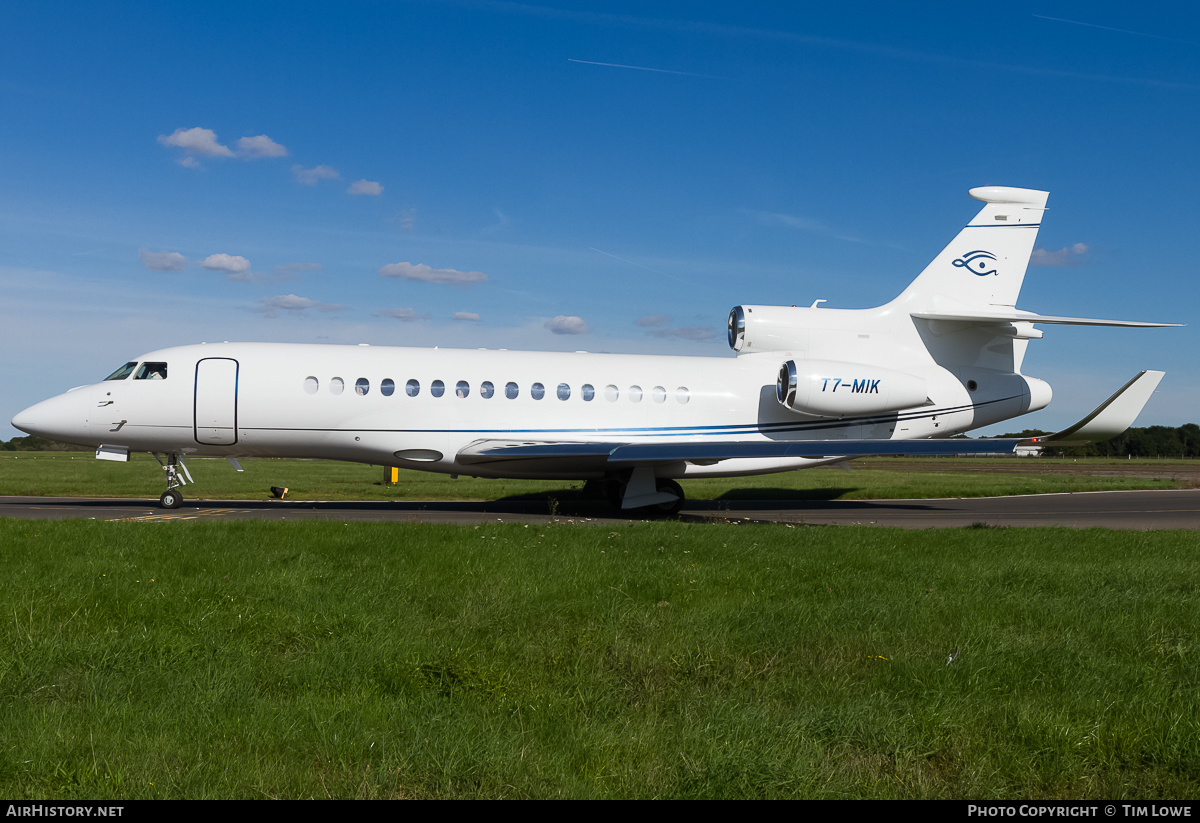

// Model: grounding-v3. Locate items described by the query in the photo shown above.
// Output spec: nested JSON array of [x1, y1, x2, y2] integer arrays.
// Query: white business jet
[[11, 186, 1175, 513]]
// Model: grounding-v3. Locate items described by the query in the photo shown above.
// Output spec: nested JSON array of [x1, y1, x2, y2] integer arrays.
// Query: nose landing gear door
[[194, 357, 239, 446]]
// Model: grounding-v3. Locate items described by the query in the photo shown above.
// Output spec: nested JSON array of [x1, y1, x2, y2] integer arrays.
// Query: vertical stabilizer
[[893, 186, 1048, 313]]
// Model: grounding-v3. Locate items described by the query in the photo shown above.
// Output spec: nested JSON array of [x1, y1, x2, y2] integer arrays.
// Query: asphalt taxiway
[[1, 489, 1197, 529]]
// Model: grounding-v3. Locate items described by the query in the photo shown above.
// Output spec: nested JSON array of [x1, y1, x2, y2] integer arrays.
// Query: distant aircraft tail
[[892, 186, 1049, 314]]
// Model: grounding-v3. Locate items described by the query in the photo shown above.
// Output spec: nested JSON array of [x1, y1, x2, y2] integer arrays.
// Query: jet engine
[[776, 359, 930, 417], [728, 305, 812, 353]]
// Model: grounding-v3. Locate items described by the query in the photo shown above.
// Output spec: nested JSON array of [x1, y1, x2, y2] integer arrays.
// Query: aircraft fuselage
[[17, 339, 1043, 480]]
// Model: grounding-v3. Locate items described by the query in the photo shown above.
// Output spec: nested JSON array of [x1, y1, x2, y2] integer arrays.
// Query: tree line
[[996, 424, 1200, 458], [1, 435, 89, 452]]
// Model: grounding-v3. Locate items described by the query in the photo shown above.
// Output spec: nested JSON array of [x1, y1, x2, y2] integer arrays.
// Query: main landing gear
[[153, 453, 192, 509], [647, 479, 685, 517], [590, 470, 685, 517]]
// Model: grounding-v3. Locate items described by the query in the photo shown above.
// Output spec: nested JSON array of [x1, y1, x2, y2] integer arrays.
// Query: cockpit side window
[[134, 362, 168, 380], [104, 362, 138, 381]]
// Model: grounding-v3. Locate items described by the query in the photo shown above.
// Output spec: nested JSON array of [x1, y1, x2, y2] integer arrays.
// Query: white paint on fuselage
[[32, 340, 1043, 480]]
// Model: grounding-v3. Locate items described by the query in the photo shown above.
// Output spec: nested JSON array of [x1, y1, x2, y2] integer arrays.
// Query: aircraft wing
[[456, 371, 1163, 467], [1021, 370, 1165, 445], [457, 436, 1020, 466]]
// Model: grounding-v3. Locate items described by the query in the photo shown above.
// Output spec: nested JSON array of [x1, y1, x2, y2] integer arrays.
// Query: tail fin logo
[[952, 250, 998, 277]]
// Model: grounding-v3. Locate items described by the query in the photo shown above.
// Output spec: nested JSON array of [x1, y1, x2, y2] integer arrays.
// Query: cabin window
[[304, 376, 319, 394], [605, 384, 619, 402], [531, 382, 545, 400], [629, 385, 643, 403], [456, 380, 470, 398], [330, 377, 345, 395], [505, 382, 519, 399], [134, 362, 168, 380], [104, 362, 138, 381], [355, 378, 370, 396], [481, 381, 495, 399], [676, 387, 690, 404], [431, 380, 445, 398], [651, 386, 666, 404], [582, 384, 595, 401], [381, 378, 395, 397], [406, 379, 420, 397], [557, 383, 570, 401]]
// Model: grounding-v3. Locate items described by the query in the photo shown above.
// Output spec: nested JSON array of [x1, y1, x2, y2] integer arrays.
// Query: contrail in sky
[[1032, 14, 1196, 45], [568, 58, 725, 80], [588, 247, 690, 284]]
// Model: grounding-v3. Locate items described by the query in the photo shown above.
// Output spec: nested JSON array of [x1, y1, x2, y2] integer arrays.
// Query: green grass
[[1, 519, 1196, 798], [0, 452, 1181, 502]]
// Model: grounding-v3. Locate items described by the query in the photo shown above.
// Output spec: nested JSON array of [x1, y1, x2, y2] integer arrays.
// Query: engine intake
[[776, 359, 929, 417], [727, 305, 813, 353]]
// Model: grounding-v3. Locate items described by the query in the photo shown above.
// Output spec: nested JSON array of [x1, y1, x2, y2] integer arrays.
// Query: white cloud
[[158, 127, 233, 159], [159, 127, 287, 166], [348, 179, 383, 196], [392, 209, 417, 232], [236, 134, 288, 158], [648, 325, 717, 341], [636, 313, 716, 341], [1031, 243, 1089, 266], [453, 311, 480, 321], [138, 249, 187, 273], [199, 253, 251, 274], [256, 294, 344, 318], [375, 307, 419, 322], [293, 164, 339, 185], [378, 261, 489, 286], [545, 315, 589, 335]]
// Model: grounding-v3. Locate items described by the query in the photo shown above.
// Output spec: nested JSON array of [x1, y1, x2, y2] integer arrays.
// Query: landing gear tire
[[160, 489, 183, 509], [647, 480, 684, 517], [604, 477, 626, 508], [580, 479, 607, 500]]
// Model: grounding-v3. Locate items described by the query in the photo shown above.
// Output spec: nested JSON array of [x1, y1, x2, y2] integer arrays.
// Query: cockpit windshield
[[134, 362, 168, 380], [104, 362, 138, 381]]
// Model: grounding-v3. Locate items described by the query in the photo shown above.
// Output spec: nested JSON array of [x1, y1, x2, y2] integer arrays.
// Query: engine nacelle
[[777, 359, 930, 417], [728, 305, 813, 353]]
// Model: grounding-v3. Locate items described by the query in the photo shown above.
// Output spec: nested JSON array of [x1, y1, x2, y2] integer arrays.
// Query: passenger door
[[194, 357, 239, 445]]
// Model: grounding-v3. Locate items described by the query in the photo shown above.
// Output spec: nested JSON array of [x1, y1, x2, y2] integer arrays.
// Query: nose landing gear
[[153, 453, 192, 509]]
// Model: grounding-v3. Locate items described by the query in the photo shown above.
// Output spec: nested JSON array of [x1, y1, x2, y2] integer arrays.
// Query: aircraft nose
[[11, 390, 88, 444]]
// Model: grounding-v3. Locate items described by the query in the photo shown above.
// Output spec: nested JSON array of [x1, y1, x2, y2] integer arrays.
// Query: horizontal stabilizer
[[912, 310, 1180, 328], [1023, 370, 1165, 445]]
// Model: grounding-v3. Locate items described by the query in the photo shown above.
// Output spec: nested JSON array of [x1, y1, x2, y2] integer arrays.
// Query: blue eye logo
[[953, 250, 998, 277]]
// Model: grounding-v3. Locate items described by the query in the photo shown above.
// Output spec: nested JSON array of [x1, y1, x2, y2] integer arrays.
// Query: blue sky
[[2, 1, 1196, 439]]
